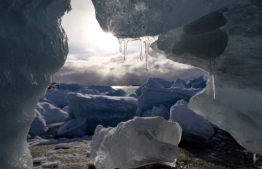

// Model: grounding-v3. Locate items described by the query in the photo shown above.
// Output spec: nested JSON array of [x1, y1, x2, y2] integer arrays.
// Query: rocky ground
[[30, 129, 262, 169]]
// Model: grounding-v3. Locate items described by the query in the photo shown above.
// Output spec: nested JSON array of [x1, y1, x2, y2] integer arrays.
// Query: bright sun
[[87, 20, 119, 51]]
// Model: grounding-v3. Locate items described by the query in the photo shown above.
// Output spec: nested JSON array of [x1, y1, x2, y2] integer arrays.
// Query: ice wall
[[0, 0, 71, 168]]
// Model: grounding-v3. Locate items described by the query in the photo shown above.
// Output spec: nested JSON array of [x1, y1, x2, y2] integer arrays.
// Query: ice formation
[[92, 0, 236, 70], [90, 117, 182, 169], [170, 100, 214, 142], [65, 93, 137, 134], [0, 0, 70, 168], [154, 0, 262, 154], [29, 110, 48, 137], [137, 78, 195, 117], [36, 102, 68, 125]]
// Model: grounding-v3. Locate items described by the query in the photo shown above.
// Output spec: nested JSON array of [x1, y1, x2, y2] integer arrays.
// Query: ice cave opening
[[1, 0, 262, 168]]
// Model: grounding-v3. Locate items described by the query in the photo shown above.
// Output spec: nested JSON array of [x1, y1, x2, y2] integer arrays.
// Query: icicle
[[145, 37, 151, 71], [210, 57, 216, 99], [140, 38, 144, 61], [118, 38, 123, 53], [123, 39, 129, 61], [253, 153, 257, 165]]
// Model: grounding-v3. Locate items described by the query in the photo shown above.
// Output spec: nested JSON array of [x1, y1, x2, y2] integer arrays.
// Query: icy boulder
[[170, 100, 214, 142], [36, 102, 68, 125], [91, 117, 182, 169], [29, 110, 48, 137], [57, 118, 89, 138], [140, 105, 169, 120], [67, 93, 137, 128], [40, 89, 71, 108], [137, 78, 195, 116], [0, 0, 70, 168], [92, 0, 237, 38]]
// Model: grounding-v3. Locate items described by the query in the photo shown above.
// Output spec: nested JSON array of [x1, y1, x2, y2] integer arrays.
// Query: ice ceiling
[[0, 0, 262, 168]]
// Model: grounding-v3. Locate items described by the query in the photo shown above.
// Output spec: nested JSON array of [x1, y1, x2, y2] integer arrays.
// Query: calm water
[[112, 86, 140, 95]]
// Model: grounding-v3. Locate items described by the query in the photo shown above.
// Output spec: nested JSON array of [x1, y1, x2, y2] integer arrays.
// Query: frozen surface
[[92, 0, 237, 38], [67, 93, 137, 119], [137, 78, 195, 116], [0, 0, 70, 168], [36, 102, 68, 125], [57, 118, 89, 138], [29, 110, 48, 137], [141, 105, 169, 120], [40, 89, 71, 109], [91, 117, 182, 169], [170, 100, 214, 142]]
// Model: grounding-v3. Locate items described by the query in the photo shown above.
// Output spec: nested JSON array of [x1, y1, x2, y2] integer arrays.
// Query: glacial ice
[[170, 100, 214, 142], [29, 110, 48, 137], [39, 89, 71, 109], [0, 0, 70, 168], [90, 117, 182, 169], [154, 0, 262, 154], [66, 93, 137, 133], [36, 102, 68, 125], [141, 105, 170, 120], [137, 78, 195, 117]]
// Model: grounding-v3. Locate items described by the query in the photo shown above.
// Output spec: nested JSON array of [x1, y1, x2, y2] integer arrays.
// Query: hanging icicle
[[144, 37, 151, 71], [140, 38, 144, 61], [210, 57, 216, 99], [123, 39, 129, 61], [118, 38, 123, 53], [117, 36, 157, 71]]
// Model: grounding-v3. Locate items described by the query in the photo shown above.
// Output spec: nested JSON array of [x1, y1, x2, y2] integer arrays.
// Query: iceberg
[[0, 0, 71, 168], [170, 100, 214, 142], [90, 117, 182, 169]]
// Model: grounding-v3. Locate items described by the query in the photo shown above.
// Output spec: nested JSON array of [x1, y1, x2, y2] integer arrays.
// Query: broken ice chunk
[[90, 116, 182, 169]]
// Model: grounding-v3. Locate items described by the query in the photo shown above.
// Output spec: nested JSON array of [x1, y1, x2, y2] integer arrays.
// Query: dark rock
[[183, 12, 227, 34], [173, 29, 228, 58], [87, 162, 96, 169]]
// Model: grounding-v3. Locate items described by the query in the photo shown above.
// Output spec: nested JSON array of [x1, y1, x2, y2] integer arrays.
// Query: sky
[[53, 0, 204, 86]]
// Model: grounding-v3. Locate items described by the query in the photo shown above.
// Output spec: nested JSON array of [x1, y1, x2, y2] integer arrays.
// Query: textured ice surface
[[92, 0, 236, 38], [0, 0, 70, 168], [141, 105, 169, 120], [67, 93, 137, 119], [29, 110, 48, 137], [36, 102, 68, 125], [40, 89, 71, 109], [170, 100, 214, 142], [137, 78, 195, 116], [154, 0, 262, 154], [65, 93, 137, 133], [91, 117, 182, 169], [57, 118, 89, 138]]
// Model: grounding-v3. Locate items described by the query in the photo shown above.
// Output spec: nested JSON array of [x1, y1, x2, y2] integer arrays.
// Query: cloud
[[53, 53, 205, 86]]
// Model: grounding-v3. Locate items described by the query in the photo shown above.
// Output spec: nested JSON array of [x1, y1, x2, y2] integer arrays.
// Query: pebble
[[42, 161, 59, 168], [33, 156, 47, 164], [46, 150, 56, 156], [54, 143, 70, 150]]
